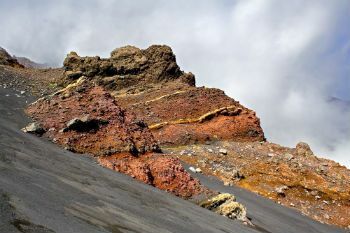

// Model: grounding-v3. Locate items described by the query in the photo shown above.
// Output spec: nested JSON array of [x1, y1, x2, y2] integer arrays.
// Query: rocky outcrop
[[295, 142, 314, 157], [58, 45, 264, 146], [26, 78, 159, 156], [0, 47, 23, 68], [61, 45, 195, 89], [116, 83, 264, 145]]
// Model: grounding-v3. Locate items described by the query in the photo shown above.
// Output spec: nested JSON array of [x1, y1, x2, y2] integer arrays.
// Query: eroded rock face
[[115, 82, 265, 146], [62, 45, 195, 90], [26, 78, 159, 156]]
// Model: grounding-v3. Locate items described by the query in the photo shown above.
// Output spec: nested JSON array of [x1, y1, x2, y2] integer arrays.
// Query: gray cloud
[[1, 0, 349, 166]]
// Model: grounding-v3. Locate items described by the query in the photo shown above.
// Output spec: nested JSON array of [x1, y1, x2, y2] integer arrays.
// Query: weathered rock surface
[[200, 193, 248, 222], [114, 81, 264, 145], [26, 79, 159, 157], [62, 45, 195, 89]]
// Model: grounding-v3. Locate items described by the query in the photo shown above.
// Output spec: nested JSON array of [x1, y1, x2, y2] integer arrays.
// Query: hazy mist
[[1, 0, 349, 166]]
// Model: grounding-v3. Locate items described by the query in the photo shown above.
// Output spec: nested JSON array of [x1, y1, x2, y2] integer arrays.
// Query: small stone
[[195, 168, 202, 173], [219, 149, 228, 155], [189, 166, 196, 173], [208, 148, 213, 153], [275, 185, 288, 196], [310, 190, 318, 196], [268, 153, 275, 157]]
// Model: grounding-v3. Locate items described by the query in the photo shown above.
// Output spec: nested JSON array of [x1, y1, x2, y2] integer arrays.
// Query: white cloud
[[0, 0, 349, 167]]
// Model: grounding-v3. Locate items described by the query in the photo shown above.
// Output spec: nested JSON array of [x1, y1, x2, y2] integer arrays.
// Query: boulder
[[219, 148, 228, 155], [200, 193, 248, 222], [22, 122, 45, 135]]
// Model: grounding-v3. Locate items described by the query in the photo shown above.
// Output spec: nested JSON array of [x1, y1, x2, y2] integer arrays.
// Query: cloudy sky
[[1, 0, 349, 166]]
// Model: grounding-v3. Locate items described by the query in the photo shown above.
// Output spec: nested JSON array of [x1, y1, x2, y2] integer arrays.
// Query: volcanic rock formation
[[26, 76, 206, 199], [13, 44, 349, 228], [23, 45, 266, 222], [61, 45, 195, 88], [60, 45, 264, 146]]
